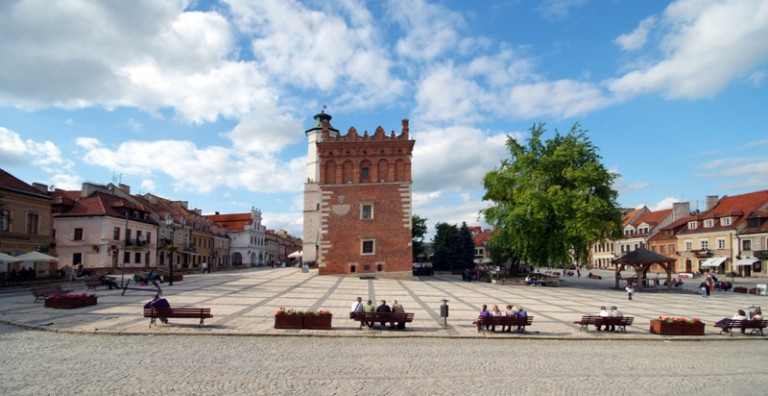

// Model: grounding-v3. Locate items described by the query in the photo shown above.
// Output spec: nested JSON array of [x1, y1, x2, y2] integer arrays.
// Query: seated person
[[376, 300, 391, 328], [99, 273, 120, 290], [749, 307, 762, 321], [476, 305, 490, 332], [596, 306, 610, 331], [143, 294, 171, 324], [607, 306, 623, 331], [712, 309, 747, 333], [514, 306, 528, 332]]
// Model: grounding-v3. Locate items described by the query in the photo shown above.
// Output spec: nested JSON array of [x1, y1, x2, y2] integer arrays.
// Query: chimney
[[672, 202, 690, 220], [706, 195, 719, 211], [119, 183, 130, 194]]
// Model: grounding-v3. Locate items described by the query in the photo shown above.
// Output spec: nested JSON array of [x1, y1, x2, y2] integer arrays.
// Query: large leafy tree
[[412, 215, 428, 262], [481, 123, 623, 268]]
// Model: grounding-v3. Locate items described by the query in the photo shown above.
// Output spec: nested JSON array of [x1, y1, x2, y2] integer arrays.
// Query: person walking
[[626, 283, 635, 300]]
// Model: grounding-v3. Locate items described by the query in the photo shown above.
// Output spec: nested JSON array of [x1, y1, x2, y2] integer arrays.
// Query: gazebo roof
[[613, 247, 675, 264]]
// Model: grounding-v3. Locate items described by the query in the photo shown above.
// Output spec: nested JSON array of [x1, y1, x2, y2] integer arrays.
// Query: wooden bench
[[713, 319, 768, 336], [473, 315, 534, 333], [31, 285, 73, 303], [353, 312, 414, 329], [573, 316, 634, 333], [143, 307, 213, 328]]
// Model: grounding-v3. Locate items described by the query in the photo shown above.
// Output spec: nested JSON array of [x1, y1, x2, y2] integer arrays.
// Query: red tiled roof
[[206, 213, 253, 231], [678, 190, 768, 234], [53, 190, 156, 224], [0, 168, 51, 199], [622, 207, 647, 226], [633, 208, 672, 227]]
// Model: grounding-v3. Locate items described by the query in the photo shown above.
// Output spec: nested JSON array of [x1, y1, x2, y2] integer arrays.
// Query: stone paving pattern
[[1, 268, 767, 394]]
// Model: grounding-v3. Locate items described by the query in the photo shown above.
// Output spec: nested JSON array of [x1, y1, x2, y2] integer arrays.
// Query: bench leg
[[149, 317, 156, 328]]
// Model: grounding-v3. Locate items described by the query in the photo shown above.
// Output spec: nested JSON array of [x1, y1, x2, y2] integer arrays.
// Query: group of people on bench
[[595, 305, 623, 331], [350, 297, 406, 329], [477, 303, 527, 333], [713, 308, 762, 333]]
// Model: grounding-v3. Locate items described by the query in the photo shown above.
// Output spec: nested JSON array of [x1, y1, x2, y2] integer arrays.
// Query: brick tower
[[303, 111, 415, 278]]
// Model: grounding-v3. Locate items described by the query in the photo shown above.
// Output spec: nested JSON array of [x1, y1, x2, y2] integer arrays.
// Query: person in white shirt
[[596, 306, 610, 331], [607, 306, 623, 331], [350, 297, 364, 327]]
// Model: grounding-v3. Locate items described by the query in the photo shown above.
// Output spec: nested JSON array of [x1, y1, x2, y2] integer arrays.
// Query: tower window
[[362, 239, 375, 255], [362, 167, 370, 178], [361, 203, 373, 219]]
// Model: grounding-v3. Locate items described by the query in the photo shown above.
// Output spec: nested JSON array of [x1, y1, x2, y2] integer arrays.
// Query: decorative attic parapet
[[321, 119, 411, 142]]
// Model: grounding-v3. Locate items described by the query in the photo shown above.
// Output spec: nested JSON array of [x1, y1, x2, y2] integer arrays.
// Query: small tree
[[411, 215, 428, 262]]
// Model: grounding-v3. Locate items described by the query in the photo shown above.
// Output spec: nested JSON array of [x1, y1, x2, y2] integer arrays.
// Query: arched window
[[359, 160, 372, 183], [325, 160, 336, 184], [377, 159, 388, 182], [342, 160, 354, 183], [395, 159, 406, 181]]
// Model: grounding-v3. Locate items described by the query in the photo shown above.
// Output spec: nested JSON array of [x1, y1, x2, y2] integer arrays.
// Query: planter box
[[303, 314, 333, 330], [45, 296, 98, 309], [274, 315, 303, 329], [650, 321, 704, 335], [733, 287, 747, 293]]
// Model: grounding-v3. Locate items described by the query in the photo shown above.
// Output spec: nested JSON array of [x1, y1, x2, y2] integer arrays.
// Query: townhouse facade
[[0, 169, 54, 276]]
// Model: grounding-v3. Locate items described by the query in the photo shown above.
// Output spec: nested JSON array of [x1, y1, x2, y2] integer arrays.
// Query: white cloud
[[508, 80, 612, 119], [223, 106, 305, 154], [649, 197, 679, 211], [75, 138, 306, 194], [609, 0, 768, 99], [411, 126, 511, 194], [615, 16, 657, 51], [387, 0, 463, 61], [0, 126, 72, 169], [227, 0, 405, 106]]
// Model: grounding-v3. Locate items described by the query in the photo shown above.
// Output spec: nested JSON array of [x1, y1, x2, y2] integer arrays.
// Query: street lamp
[[165, 215, 176, 286]]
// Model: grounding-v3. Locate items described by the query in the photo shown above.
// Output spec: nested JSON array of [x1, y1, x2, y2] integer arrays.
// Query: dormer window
[[688, 221, 697, 230], [704, 219, 713, 228], [721, 217, 731, 226]]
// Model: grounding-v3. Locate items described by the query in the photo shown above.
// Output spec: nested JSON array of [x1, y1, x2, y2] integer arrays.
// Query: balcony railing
[[754, 250, 768, 259]]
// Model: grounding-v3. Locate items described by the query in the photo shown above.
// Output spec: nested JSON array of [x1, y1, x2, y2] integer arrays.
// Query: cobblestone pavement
[[1, 323, 767, 395], [1, 268, 767, 394], [1, 267, 766, 340]]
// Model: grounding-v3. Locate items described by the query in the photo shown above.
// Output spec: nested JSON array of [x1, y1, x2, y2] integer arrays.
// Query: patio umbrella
[[288, 251, 302, 258], [0, 252, 19, 263], [15, 251, 59, 262]]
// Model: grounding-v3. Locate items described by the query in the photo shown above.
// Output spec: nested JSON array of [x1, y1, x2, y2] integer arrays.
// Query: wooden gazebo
[[612, 247, 676, 290]]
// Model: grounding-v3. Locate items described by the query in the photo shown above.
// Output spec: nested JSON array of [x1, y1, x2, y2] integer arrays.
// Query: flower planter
[[733, 287, 747, 293], [650, 321, 704, 335], [303, 314, 333, 330], [274, 315, 303, 329], [45, 296, 98, 309]]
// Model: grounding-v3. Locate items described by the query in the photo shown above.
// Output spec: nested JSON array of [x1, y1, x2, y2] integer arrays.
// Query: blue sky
[[1, 0, 767, 239]]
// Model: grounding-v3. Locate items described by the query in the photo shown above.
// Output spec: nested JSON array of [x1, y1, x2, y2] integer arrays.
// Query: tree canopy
[[431, 221, 475, 271], [481, 122, 623, 268]]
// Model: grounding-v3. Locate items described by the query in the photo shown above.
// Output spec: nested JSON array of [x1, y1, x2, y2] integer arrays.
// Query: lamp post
[[165, 215, 176, 286]]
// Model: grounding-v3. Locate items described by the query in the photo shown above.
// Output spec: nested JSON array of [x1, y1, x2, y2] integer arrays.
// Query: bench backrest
[[728, 319, 768, 328], [144, 307, 212, 317], [480, 315, 533, 325]]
